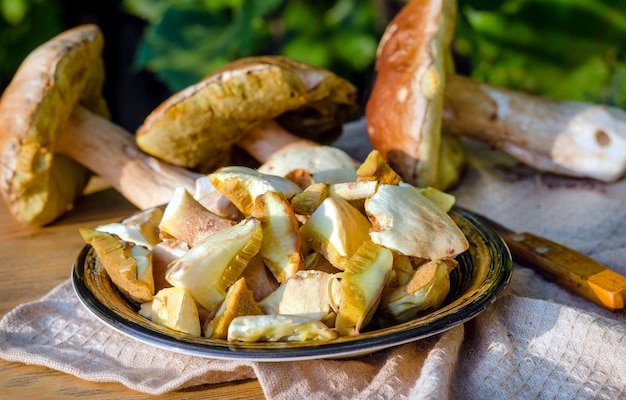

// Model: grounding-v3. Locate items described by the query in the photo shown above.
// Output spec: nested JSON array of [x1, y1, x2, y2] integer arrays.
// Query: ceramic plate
[[72, 207, 512, 362]]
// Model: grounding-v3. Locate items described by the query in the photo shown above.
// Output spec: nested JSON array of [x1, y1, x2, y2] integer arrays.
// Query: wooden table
[[0, 179, 265, 399]]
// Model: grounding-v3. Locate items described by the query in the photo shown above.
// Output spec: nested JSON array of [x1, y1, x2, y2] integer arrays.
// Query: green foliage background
[[121, 0, 388, 93], [1, 0, 626, 109]]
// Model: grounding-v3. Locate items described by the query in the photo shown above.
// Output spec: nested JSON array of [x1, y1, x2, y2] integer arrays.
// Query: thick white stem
[[443, 75, 626, 182], [57, 106, 200, 209], [237, 120, 316, 162]]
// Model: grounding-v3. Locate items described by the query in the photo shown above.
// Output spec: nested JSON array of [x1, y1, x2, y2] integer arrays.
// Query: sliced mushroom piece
[[239, 253, 280, 302], [257, 144, 357, 185], [96, 207, 163, 250], [227, 314, 338, 342], [365, 183, 468, 260], [165, 218, 262, 312], [151, 238, 188, 292], [356, 149, 403, 185], [203, 277, 264, 340], [299, 197, 372, 270], [259, 270, 340, 323], [252, 191, 303, 283], [80, 228, 154, 303], [380, 258, 456, 324], [334, 241, 393, 336], [135, 56, 359, 173], [208, 166, 302, 216], [159, 187, 235, 247], [140, 286, 201, 336]]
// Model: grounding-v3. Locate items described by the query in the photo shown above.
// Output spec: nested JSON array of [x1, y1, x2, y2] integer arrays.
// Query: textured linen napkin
[[1, 122, 626, 399]]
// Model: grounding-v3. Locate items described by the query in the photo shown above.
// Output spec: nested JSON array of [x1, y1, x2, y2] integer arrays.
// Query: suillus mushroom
[[367, 0, 626, 186], [135, 55, 360, 173]]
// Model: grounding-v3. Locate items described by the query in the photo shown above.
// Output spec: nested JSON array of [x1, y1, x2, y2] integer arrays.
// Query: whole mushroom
[[135, 55, 359, 173], [0, 25, 201, 226], [367, 0, 626, 187]]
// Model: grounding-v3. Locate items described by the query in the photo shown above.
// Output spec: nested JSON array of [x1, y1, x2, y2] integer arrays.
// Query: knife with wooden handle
[[474, 212, 626, 312]]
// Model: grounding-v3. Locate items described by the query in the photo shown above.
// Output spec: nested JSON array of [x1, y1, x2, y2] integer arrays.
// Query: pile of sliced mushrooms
[[82, 148, 468, 341], [2, 0, 626, 341]]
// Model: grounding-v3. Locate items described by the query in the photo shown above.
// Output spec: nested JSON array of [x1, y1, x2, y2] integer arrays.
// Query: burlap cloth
[[1, 121, 625, 399]]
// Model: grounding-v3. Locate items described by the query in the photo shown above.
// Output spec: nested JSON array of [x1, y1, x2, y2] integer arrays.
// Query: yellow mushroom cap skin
[[135, 56, 359, 173], [0, 24, 110, 226]]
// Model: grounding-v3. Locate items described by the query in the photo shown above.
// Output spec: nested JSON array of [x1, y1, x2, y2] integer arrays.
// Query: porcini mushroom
[[0, 25, 203, 226], [135, 56, 359, 173], [367, 0, 626, 185], [366, 0, 462, 190], [0, 25, 110, 226]]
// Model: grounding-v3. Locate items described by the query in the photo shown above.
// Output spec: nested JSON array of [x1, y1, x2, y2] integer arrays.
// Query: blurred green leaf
[[124, 0, 384, 94], [1, 0, 28, 25], [0, 0, 62, 88], [456, 0, 626, 107], [132, 0, 281, 90]]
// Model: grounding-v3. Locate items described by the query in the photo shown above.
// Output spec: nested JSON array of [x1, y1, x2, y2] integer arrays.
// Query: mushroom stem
[[442, 74, 626, 182], [237, 120, 318, 162], [57, 106, 200, 209]]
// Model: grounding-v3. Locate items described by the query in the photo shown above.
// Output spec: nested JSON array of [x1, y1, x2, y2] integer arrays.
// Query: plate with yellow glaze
[[72, 207, 512, 362]]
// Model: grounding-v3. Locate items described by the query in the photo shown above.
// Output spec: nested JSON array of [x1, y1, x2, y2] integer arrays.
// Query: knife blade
[[472, 211, 626, 312]]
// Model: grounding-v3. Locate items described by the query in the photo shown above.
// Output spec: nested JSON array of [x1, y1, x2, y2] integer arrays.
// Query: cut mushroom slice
[[203, 277, 264, 340], [80, 228, 154, 303], [151, 239, 188, 292], [209, 166, 302, 216], [259, 270, 340, 324], [227, 315, 338, 342], [96, 207, 163, 249], [380, 258, 456, 324], [299, 197, 372, 270], [415, 185, 456, 213], [140, 286, 201, 336], [356, 150, 403, 185], [334, 241, 393, 336], [391, 253, 415, 288], [252, 191, 303, 283], [159, 187, 235, 247], [290, 183, 330, 215], [165, 218, 262, 311], [239, 253, 279, 302], [365, 184, 468, 260], [257, 144, 357, 184]]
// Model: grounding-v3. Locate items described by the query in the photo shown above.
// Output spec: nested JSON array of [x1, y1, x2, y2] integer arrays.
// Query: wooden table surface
[[0, 179, 265, 399]]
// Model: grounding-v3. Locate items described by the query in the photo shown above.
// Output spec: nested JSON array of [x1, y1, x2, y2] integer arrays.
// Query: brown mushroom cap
[[0, 24, 109, 226], [365, 0, 459, 189], [135, 56, 359, 173]]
